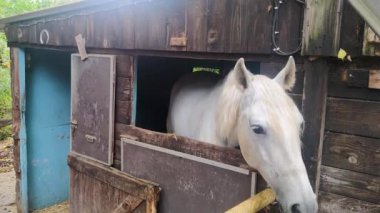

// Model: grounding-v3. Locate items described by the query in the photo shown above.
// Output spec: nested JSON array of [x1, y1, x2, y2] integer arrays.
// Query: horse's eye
[[252, 125, 265, 134]]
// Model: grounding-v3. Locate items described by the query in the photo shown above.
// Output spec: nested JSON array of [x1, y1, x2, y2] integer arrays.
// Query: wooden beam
[[318, 191, 380, 213], [302, 0, 344, 56], [117, 124, 252, 170], [320, 165, 380, 204], [10, 47, 22, 213], [323, 132, 380, 176], [67, 153, 160, 200], [301, 58, 329, 191]]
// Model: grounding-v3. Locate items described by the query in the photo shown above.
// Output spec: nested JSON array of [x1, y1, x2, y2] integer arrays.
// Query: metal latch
[[85, 134, 96, 143]]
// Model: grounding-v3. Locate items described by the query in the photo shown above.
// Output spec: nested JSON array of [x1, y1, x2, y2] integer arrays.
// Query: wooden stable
[[1, 0, 380, 212]]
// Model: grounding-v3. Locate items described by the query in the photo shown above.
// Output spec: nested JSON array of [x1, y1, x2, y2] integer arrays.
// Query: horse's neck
[[212, 83, 240, 148]]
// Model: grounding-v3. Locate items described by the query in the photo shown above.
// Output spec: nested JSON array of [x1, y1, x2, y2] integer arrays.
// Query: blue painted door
[[26, 49, 71, 210]]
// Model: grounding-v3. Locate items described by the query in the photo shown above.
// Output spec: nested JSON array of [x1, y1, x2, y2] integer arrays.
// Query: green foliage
[[0, 0, 76, 139]]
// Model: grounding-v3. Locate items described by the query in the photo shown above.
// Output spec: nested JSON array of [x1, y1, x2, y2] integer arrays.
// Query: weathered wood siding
[[68, 153, 160, 213], [4, 0, 303, 55], [319, 62, 380, 212]]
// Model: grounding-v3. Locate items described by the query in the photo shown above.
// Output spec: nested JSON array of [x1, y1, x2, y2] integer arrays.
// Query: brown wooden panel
[[135, 1, 167, 50], [224, 0, 248, 53], [328, 67, 380, 101], [186, 0, 208, 52], [289, 93, 302, 111], [301, 59, 329, 190], [68, 153, 160, 200], [247, 0, 272, 54], [115, 100, 132, 124], [122, 141, 253, 213], [116, 77, 132, 102], [318, 191, 380, 213], [323, 132, 380, 176], [166, 0, 186, 51], [206, 0, 227, 52], [277, 0, 303, 53], [10, 48, 22, 213], [116, 55, 133, 78], [326, 98, 380, 138], [87, 10, 121, 48], [302, 0, 344, 56], [320, 166, 380, 204], [117, 124, 250, 169], [70, 169, 147, 213], [71, 54, 116, 164], [339, 1, 364, 57]]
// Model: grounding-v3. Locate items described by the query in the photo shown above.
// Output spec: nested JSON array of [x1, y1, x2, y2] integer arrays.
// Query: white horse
[[167, 57, 317, 213]]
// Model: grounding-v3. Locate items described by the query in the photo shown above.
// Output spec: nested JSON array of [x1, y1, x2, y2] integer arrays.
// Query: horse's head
[[219, 57, 317, 213]]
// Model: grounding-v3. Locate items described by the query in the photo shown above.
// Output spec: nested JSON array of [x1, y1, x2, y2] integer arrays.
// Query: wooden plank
[[87, 10, 121, 48], [122, 141, 253, 213], [325, 98, 380, 138], [339, 1, 365, 57], [302, 0, 344, 56], [116, 77, 132, 102], [344, 69, 369, 88], [247, 0, 272, 54], [320, 165, 380, 204], [69, 169, 147, 213], [224, 0, 248, 53], [166, 0, 186, 51], [116, 124, 251, 169], [363, 24, 380, 56], [323, 132, 380, 176], [318, 191, 380, 213], [115, 100, 132, 124], [116, 55, 133, 78], [67, 153, 160, 200], [134, 1, 167, 50], [186, 0, 208, 52], [301, 59, 329, 191], [206, 0, 227, 52], [276, 0, 303, 53], [328, 67, 380, 101], [289, 93, 302, 111], [10, 48, 22, 213]]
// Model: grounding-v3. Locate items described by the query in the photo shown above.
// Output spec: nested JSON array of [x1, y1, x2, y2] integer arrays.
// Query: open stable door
[[70, 54, 116, 165]]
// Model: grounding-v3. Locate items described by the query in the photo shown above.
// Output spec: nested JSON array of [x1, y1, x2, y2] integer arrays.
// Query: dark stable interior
[[135, 56, 260, 133]]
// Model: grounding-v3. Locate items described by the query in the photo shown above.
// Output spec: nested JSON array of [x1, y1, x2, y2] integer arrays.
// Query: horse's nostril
[[291, 203, 301, 213]]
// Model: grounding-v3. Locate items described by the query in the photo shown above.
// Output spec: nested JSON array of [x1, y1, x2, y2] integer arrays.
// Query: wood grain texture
[[116, 124, 252, 170], [302, 0, 344, 56], [206, 0, 227, 52], [224, 0, 248, 53], [276, 0, 303, 53], [320, 165, 380, 204], [134, 1, 167, 50], [322, 132, 380, 176], [68, 153, 160, 200], [186, 0, 208, 52], [339, 1, 364, 57], [166, 0, 186, 51], [325, 98, 380, 138], [301, 59, 329, 191], [247, 0, 272, 54], [328, 67, 380, 101], [70, 169, 147, 213], [318, 191, 380, 213], [10, 48, 22, 213]]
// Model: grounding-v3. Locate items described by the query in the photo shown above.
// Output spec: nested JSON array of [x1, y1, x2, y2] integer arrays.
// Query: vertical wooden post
[[10, 48, 27, 213], [301, 58, 328, 192]]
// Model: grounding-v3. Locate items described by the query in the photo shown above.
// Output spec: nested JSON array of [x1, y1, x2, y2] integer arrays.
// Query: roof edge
[[0, 0, 119, 31], [348, 0, 380, 36]]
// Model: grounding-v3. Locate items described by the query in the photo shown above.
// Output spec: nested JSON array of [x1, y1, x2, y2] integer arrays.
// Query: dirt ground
[[0, 139, 16, 213]]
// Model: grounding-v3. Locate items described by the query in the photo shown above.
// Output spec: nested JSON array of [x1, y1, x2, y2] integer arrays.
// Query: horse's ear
[[274, 56, 296, 90], [228, 58, 252, 90]]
